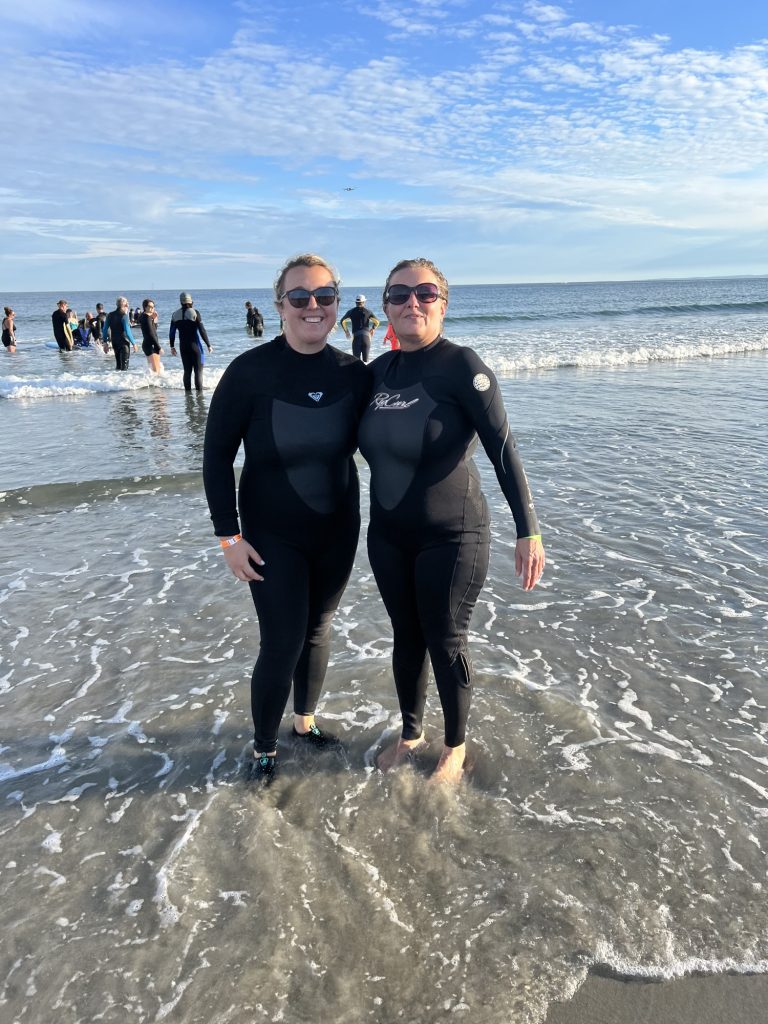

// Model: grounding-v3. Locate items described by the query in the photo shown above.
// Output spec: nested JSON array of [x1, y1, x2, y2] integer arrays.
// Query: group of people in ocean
[[3, 290, 400, 372], [47, 294, 213, 389], [50, 299, 109, 354], [203, 253, 545, 788]]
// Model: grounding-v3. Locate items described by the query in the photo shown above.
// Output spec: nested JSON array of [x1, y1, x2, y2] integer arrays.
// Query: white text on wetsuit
[[371, 392, 420, 410]]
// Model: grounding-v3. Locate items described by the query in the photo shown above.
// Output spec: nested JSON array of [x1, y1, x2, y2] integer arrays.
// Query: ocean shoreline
[[2, 280, 766, 1023]]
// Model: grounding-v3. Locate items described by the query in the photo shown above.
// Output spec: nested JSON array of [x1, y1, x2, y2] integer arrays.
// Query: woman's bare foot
[[375, 734, 428, 772], [430, 743, 466, 785], [293, 713, 315, 735]]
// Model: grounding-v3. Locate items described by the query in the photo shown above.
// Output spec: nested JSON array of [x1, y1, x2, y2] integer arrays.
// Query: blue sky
[[2, 0, 767, 289]]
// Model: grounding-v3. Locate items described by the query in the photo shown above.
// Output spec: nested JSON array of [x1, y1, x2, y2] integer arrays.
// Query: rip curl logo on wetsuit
[[308, 392, 323, 402], [472, 373, 491, 392], [371, 392, 420, 410]]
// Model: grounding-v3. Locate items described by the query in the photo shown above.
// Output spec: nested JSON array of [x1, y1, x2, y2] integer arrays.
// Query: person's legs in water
[[180, 341, 203, 391], [367, 527, 431, 770], [291, 520, 359, 739], [415, 533, 490, 784], [352, 331, 371, 363], [248, 537, 310, 758]]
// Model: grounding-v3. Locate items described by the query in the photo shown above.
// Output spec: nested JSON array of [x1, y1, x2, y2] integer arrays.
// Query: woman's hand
[[222, 539, 265, 582], [515, 537, 545, 591]]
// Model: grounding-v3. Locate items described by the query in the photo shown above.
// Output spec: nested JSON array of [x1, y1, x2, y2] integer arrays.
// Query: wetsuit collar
[[277, 333, 330, 360], [397, 334, 444, 355]]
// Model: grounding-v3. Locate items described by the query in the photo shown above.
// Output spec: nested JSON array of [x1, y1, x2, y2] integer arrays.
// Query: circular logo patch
[[472, 373, 491, 392]]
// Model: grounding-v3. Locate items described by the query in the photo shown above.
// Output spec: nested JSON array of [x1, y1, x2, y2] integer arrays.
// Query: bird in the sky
[[344, 187, 355, 192]]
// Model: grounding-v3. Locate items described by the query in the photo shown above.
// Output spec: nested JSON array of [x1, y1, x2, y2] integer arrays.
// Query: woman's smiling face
[[276, 264, 339, 355]]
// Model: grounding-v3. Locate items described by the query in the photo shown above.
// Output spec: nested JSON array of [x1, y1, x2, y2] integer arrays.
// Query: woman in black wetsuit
[[138, 298, 163, 374], [359, 258, 545, 785], [203, 254, 371, 781], [2, 307, 16, 352]]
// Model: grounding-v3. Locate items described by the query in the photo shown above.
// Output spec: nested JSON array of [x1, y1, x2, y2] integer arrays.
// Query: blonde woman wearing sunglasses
[[203, 254, 371, 783], [359, 258, 545, 785]]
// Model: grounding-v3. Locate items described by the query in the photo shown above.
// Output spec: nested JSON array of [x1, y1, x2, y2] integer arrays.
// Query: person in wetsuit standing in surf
[[203, 254, 371, 782], [359, 258, 545, 785]]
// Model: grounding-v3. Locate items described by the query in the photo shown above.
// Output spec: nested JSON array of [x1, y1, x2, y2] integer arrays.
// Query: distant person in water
[[103, 296, 138, 370], [341, 294, 380, 363], [94, 304, 109, 353], [73, 318, 90, 347], [85, 310, 100, 346], [139, 298, 163, 373], [252, 306, 264, 338], [245, 301, 255, 336], [169, 292, 212, 392], [2, 307, 16, 352], [51, 299, 73, 351]]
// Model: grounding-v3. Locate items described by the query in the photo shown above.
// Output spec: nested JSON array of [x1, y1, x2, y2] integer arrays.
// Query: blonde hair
[[274, 253, 340, 302], [383, 258, 449, 306]]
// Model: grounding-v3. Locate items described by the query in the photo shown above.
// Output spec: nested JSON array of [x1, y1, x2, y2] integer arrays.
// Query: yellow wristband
[[219, 534, 242, 548]]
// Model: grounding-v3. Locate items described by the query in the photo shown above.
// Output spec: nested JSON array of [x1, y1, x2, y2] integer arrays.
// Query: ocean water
[[1, 278, 767, 1023]]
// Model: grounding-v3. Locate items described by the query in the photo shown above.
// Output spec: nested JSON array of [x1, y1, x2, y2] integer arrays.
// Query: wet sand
[[545, 971, 768, 1024]]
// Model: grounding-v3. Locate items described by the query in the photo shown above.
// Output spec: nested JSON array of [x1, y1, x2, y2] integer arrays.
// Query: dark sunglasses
[[384, 283, 443, 305], [279, 286, 338, 309]]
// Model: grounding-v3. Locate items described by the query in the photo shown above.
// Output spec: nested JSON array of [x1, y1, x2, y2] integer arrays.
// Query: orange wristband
[[219, 534, 242, 548]]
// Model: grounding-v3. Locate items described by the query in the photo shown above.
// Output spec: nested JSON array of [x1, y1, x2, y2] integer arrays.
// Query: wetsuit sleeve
[[196, 312, 211, 348], [103, 316, 111, 343], [202, 360, 254, 536], [454, 349, 540, 538], [169, 317, 177, 345], [122, 315, 136, 345]]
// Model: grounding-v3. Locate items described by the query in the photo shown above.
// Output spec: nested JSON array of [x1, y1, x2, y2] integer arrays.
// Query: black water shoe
[[250, 753, 277, 783], [290, 723, 339, 748]]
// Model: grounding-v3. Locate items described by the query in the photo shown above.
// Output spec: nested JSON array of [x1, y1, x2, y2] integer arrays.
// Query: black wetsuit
[[139, 312, 161, 356], [169, 306, 210, 391], [1, 320, 14, 348], [358, 337, 539, 748], [253, 310, 264, 338], [203, 336, 371, 753], [51, 308, 71, 351], [104, 310, 135, 370], [342, 305, 377, 363], [88, 317, 102, 343]]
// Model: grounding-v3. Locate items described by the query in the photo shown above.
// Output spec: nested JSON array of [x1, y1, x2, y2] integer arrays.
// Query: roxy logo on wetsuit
[[371, 392, 420, 411]]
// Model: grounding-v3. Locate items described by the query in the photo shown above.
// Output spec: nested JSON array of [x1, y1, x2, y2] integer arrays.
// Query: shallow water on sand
[[2, 340, 767, 1022]]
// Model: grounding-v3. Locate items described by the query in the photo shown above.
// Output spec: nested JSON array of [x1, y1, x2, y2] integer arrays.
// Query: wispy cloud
[[2, 1, 768, 286]]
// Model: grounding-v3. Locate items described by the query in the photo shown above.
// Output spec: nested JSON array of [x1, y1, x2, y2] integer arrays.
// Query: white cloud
[[524, 2, 567, 25], [2, 3, 768, 285]]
